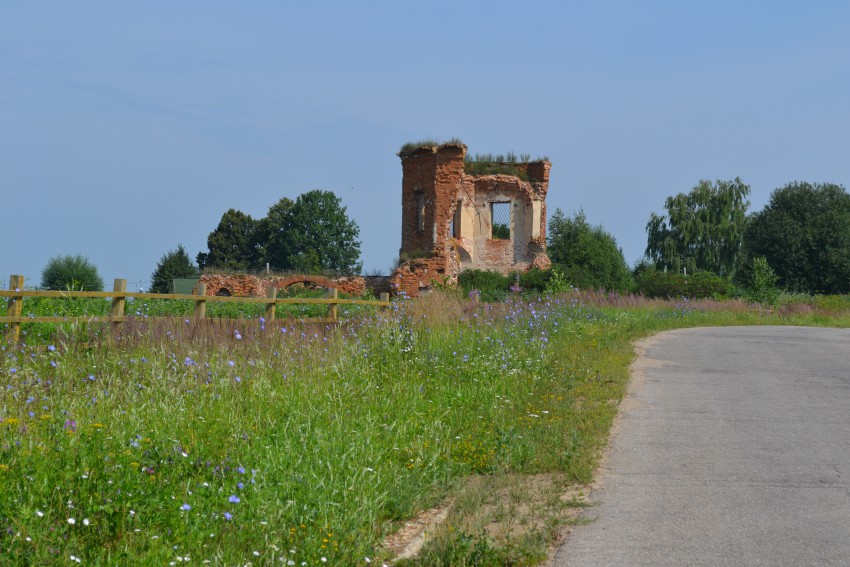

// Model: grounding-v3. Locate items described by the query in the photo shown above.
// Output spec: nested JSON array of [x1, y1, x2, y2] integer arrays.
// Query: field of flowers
[[2, 291, 848, 565]]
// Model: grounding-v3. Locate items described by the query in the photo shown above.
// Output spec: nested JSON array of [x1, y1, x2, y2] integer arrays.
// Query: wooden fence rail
[[2, 275, 391, 344]]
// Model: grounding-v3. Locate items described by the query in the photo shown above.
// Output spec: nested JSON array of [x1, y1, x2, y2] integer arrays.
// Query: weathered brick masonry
[[390, 143, 551, 297], [198, 274, 367, 297]]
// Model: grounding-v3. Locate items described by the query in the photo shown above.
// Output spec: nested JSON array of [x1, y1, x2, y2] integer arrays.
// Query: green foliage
[[518, 268, 553, 292], [635, 267, 733, 299], [40, 254, 104, 291], [812, 294, 850, 313], [464, 152, 548, 164], [463, 161, 529, 180], [201, 191, 362, 275], [548, 209, 633, 291], [491, 223, 511, 239], [515, 267, 577, 295], [149, 244, 200, 294], [457, 269, 512, 302], [410, 530, 515, 567], [645, 178, 750, 276], [742, 256, 779, 305], [545, 266, 573, 294], [460, 152, 549, 180], [205, 209, 260, 271], [262, 190, 362, 274], [742, 181, 850, 294]]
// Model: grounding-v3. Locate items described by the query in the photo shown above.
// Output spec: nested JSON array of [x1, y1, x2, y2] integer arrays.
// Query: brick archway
[[199, 274, 367, 297], [273, 275, 334, 292]]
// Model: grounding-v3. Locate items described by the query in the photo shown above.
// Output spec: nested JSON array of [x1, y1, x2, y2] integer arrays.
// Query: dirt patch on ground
[[381, 473, 591, 564], [382, 502, 454, 560]]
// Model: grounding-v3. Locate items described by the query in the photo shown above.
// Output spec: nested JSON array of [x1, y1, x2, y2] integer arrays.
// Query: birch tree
[[645, 178, 750, 276]]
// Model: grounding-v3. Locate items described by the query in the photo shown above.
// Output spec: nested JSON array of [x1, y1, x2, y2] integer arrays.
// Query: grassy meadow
[[2, 290, 849, 565]]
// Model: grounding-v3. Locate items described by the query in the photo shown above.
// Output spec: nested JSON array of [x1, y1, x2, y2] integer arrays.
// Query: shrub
[[547, 209, 633, 292], [742, 256, 779, 306], [812, 294, 850, 313], [635, 267, 732, 299], [457, 269, 512, 302], [518, 268, 553, 293], [41, 255, 104, 291], [545, 266, 573, 294]]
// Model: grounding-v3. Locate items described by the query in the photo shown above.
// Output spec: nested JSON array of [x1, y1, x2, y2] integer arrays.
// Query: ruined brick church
[[390, 141, 551, 297]]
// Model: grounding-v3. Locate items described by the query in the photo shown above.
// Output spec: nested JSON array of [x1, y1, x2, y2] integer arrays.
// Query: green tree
[[645, 178, 750, 276], [254, 197, 295, 270], [741, 256, 779, 305], [204, 209, 259, 271], [41, 255, 104, 291], [149, 244, 200, 294], [742, 182, 850, 294], [263, 190, 362, 274], [547, 209, 633, 291]]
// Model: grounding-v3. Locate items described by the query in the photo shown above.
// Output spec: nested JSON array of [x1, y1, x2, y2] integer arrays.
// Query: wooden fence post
[[265, 286, 277, 322], [111, 279, 126, 333], [194, 283, 207, 320], [326, 288, 338, 322], [6, 275, 24, 344]]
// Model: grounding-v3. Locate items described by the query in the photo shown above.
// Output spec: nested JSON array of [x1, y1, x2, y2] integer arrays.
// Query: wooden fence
[[1, 275, 391, 344]]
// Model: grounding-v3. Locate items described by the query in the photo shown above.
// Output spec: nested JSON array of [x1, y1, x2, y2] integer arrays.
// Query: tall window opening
[[450, 201, 462, 238], [491, 202, 511, 239], [416, 192, 425, 232]]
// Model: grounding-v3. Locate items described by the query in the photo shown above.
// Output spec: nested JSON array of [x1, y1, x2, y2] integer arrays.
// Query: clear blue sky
[[3, 2, 849, 290]]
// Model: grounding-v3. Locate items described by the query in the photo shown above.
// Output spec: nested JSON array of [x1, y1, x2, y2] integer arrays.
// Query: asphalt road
[[553, 326, 850, 567]]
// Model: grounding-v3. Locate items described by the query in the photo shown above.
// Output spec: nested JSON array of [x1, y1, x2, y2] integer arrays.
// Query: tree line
[[35, 189, 361, 293], [644, 180, 850, 295], [197, 189, 362, 276], [525, 178, 850, 298], [35, 180, 850, 298], [145, 189, 361, 292]]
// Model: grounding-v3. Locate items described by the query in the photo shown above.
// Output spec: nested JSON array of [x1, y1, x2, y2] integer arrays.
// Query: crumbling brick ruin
[[199, 274, 369, 297], [390, 142, 551, 297]]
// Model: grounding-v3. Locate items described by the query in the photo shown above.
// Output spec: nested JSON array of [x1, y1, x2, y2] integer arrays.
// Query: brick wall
[[199, 274, 368, 297]]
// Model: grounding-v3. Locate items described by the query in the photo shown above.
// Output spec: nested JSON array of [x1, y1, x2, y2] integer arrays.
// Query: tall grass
[[1, 291, 848, 565]]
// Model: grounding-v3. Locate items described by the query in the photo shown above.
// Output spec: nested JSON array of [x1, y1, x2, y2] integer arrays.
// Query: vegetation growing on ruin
[[398, 138, 465, 155], [463, 153, 549, 180], [398, 140, 550, 180]]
